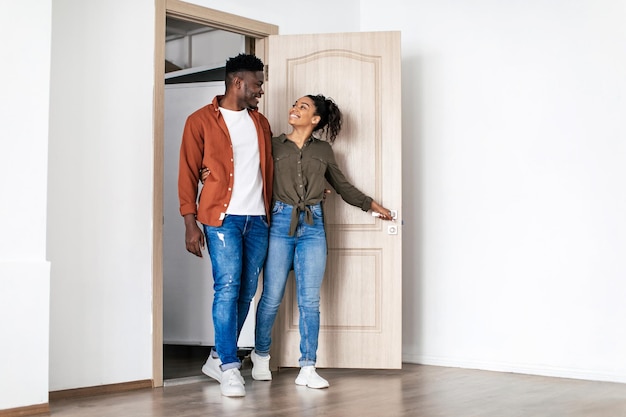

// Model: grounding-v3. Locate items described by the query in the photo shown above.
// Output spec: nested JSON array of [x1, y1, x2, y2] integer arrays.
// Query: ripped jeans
[[203, 214, 269, 369]]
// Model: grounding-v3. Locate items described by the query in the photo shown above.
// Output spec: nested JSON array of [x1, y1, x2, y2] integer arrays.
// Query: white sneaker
[[221, 368, 245, 397], [201, 355, 222, 382], [295, 366, 329, 389], [250, 350, 272, 381], [202, 354, 246, 385]]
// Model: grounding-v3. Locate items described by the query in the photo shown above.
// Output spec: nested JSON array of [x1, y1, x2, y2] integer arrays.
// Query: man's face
[[237, 70, 265, 109]]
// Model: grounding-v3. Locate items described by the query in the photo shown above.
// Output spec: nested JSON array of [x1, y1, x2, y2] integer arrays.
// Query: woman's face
[[288, 96, 320, 128]]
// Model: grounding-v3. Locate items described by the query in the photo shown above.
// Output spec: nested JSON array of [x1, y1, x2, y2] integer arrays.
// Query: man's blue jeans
[[255, 201, 327, 367], [203, 214, 269, 370]]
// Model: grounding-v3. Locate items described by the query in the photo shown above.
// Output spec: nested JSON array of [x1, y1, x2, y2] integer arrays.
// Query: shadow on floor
[[163, 344, 252, 380]]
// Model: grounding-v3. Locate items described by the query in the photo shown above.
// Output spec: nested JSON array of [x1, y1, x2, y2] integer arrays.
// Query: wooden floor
[[49, 361, 626, 417]]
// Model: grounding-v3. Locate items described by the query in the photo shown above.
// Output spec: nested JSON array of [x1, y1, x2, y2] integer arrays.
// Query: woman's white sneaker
[[295, 366, 329, 389], [251, 350, 272, 381]]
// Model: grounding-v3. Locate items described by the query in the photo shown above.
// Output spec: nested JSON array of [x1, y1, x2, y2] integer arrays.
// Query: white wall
[[181, 0, 361, 35], [48, 0, 155, 390], [361, 0, 626, 382], [0, 0, 52, 410]]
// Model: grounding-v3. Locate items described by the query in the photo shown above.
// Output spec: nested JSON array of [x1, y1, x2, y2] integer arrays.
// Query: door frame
[[153, 0, 278, 387]]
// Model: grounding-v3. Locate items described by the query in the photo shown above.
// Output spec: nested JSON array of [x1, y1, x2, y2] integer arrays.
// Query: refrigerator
[[163, 81, 256, 347]]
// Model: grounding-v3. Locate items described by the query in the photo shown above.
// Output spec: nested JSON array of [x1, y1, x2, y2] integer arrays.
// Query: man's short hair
[[225, 53, 264, 75]]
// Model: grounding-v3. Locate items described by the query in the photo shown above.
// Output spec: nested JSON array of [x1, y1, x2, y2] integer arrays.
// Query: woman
[[249, 94, 393, 389]]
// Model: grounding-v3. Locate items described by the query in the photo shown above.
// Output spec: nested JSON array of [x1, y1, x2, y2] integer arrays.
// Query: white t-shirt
[[219, 107, 265, 216]]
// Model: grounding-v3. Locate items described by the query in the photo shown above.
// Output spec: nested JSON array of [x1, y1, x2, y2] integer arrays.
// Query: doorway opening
[[153, 0, 278, 387], [162, 16, 246, 382]]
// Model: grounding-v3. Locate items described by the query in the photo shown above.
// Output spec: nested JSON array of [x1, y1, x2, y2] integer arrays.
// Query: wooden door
[[265, 31, 402, 369]]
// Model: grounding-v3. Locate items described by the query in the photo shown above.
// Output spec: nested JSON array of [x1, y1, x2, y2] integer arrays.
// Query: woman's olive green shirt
[[272, 133, 372, 235]]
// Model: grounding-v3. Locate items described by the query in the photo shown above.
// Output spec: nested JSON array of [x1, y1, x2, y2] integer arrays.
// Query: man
[[178, 53, 273, 397]]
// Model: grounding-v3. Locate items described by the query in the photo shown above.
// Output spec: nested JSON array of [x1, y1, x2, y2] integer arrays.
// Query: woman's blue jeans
[[203, 214, 269, 370], [255, 201, 327, 367]]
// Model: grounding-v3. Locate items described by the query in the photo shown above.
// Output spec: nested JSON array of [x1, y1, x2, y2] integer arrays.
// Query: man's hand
[[184, 214, 205, 257]]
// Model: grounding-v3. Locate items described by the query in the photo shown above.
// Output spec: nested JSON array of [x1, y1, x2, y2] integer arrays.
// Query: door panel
[[266, 32, 402, 369]]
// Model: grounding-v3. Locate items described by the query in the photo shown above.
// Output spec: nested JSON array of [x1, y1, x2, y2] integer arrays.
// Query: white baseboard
[[402, 352, 626, 384]]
